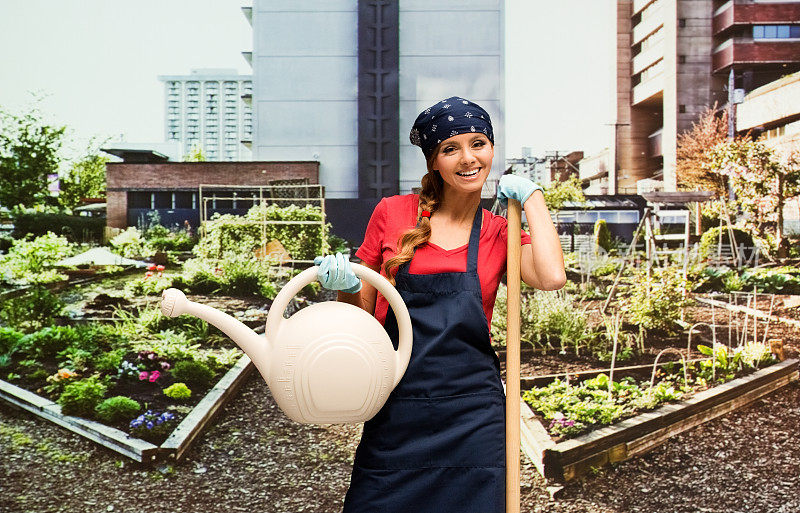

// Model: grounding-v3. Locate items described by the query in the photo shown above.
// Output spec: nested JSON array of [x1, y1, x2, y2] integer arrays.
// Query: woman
[[314, 97, 566, 512]]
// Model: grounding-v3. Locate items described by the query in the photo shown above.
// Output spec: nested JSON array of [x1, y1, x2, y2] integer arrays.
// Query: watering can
[[159, 264, 412, 424]]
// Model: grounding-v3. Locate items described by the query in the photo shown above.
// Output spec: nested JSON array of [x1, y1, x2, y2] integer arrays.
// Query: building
[[158, 68, 253, 162], [105, 157, 318, 229], [244, 1, 504, 200], [578, 148, 612, 195], [613, 0, 800, 194]]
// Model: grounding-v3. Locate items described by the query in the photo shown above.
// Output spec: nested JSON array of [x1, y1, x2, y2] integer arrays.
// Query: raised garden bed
[[520, 358, 799, 481], [0, 352, 255, 462]]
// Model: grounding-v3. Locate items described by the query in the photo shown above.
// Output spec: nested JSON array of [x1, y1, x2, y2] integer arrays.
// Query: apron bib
[[343, 206, 505, 513]]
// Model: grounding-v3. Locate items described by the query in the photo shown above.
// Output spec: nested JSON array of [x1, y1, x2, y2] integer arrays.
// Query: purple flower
[[146, 421, 154, 430]]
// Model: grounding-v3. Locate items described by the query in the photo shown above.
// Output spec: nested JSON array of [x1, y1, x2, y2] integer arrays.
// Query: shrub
[[108, 227, 155, 259], [95, 396, 141, 423], [740, 266, 800, 294], [57, 375, 109, 417], [593, 219, 613, 254], [124, 273, 174, 296], [0, 232, 73, 285], [618, 266, 692, 334], [20, 326, 80, 359], [698, 225, 753, 260], [12, 211, 104, 243], [522, 290, 589, 353], [0, 286, 65, 333], [171, 359, 215, 388], [163, 382, 192, 401]]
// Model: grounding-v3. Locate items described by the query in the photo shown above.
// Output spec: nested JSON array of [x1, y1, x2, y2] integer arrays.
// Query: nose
[[459, 147, 477, 165]]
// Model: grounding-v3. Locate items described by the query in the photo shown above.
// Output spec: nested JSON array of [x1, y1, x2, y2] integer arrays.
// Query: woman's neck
[[435, 188, 482, 226]]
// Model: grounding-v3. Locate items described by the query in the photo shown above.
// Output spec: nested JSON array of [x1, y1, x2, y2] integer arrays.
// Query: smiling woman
[[309, 96, 565, 513]]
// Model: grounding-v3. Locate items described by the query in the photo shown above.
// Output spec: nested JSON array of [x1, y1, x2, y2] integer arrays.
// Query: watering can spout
[[160, 289, 271, 377]]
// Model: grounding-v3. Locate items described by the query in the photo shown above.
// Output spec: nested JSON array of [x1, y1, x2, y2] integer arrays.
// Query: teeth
[[457, 168, 480, 177]]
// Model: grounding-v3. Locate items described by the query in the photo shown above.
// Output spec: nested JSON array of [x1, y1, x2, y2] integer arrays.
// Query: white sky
[[0, 0, 614, 161]]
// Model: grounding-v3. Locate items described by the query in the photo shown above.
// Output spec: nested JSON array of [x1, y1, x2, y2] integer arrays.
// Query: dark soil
[[1, 295, 799, 513]]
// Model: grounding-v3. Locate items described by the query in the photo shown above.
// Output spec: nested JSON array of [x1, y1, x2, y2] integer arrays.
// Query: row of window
[[129, 191, 266, 211], [753, 25, 800, 39]]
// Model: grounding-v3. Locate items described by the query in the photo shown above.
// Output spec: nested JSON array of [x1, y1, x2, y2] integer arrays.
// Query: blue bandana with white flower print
[[409, 96, 494, 160]]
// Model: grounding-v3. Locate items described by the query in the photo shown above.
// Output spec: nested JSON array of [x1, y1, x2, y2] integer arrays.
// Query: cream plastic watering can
[[159, 263, 412, 424]]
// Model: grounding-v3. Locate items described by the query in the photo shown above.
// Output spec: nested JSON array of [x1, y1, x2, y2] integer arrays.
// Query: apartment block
[[158, 68, 253, 162], [614, 0, 800, 194]]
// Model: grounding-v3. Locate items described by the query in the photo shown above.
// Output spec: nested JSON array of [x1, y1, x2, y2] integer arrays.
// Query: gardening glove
[[313, 252, 362, 294], [497, 174, 544, 208]]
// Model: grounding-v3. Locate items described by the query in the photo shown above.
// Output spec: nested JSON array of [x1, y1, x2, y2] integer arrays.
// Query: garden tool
[[159, 263, 412, 424], [506, 198, 522, 513]]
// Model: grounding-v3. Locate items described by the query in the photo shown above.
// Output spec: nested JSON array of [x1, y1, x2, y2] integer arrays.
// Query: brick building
[[613, 0, 800, 194], [105, 157, 318, 229]]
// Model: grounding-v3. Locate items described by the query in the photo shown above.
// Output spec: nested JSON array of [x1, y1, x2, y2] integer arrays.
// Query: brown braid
[[383, 152, 444, 285]]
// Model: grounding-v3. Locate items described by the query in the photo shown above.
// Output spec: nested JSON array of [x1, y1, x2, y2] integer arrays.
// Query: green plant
[[95, 396, 141, 423], [92, 349, 126, 373], [129, 410, 177, 443], [0, 232, 73, 285], [521, 289, 589, 353], [0, 286, 65, 333], [108, 227, 155, 259], [593, 219, 613, 254], [19, 326, 80, 359], [57, 375, 109, 417], [163, 382, 192, 401], [618, 266, 692, 334], [740, 266, 800, 294], [697, 225, 753, 260], [0, 327, 24, 357], [171, 359, 215, 388], [125, 273, 174, 296]]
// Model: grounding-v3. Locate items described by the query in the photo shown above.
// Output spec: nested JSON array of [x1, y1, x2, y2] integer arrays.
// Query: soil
[[1, 295, 799, 512]]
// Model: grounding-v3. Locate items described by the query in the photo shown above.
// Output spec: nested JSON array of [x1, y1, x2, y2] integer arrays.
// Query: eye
[[442, 146, 456, 154], [472, 140, 485, 148]]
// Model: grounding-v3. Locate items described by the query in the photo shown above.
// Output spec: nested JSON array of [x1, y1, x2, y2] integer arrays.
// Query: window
[[753, 25, 800, 39]]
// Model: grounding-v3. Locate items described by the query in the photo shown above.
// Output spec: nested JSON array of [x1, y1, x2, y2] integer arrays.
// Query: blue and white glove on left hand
[[313, 252, 362, 294], [497, 174, 544, 207]]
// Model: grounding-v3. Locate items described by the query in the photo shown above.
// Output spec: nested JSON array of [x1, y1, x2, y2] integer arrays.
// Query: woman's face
[[432, 133, 494, 196]]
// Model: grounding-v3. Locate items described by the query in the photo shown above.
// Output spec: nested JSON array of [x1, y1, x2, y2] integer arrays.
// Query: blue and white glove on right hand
[[313, 253, 362, 294], [497, 174, 544, 208]]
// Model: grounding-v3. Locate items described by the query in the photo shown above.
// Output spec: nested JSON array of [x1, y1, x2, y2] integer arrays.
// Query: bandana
[[409, 96, 494, 160]]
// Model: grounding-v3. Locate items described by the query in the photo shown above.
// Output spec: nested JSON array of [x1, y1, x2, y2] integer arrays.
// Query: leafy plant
[[95, 396, 141, 423], [521, 289, 589, 353], [0, 286, 65, 332], [171, 359, 215, 388], [0, 232, 73, 285], [57, 375, 109, 417], [108, 227, 155, 259], [163, 382, 192, 401], [19, 326, 80, 359], [618, 266, 692, 334]]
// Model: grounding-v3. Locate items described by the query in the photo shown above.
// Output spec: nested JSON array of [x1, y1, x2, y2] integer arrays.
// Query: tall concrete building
[[244, 1, 504, 199], [158, 68, 253, 162], [613, 0, 800, 194]]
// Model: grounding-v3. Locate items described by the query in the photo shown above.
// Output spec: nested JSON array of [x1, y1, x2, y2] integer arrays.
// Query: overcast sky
[[0, 0, 614, 160]]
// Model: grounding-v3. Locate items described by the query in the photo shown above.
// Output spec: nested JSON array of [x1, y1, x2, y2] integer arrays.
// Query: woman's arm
[[337, 261, 381, 315], [519, 190, 567, 291]]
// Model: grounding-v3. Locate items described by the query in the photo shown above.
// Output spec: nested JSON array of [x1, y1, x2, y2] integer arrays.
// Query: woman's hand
[[497, 174, 544, 208], [313, 253, 362, 293]]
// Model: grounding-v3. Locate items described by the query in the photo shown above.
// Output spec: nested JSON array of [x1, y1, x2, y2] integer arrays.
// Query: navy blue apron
[[343, 206, 505, 513]]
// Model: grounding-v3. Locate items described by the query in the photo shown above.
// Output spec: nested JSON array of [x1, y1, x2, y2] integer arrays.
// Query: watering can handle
[[265, 263, 412, 388]]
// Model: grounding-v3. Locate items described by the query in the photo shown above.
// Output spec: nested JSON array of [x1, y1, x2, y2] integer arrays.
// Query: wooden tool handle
[[506, 198, 522, 513]]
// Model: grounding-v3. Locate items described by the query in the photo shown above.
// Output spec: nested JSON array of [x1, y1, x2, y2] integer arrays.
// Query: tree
[[0, 105, 66, 208], [676, 105, 728, 194], [58, 147, 109, 210], [705, 139, 800, 257], [543, 173, 586, 213]]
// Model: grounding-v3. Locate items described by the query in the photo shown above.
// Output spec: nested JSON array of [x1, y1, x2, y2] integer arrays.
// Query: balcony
[[714, 1, 800, 35], [633, 73, 664, 106], [632, 40, 665, 75], [241, 6, 252, 25], [632, 5, 663, 46], [713, 40, 800, 73]]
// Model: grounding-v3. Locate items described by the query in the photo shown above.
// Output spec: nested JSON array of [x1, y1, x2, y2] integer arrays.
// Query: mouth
[[456, 168, 481, 178]]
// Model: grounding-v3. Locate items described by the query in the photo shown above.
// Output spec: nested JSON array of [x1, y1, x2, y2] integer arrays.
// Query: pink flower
[[160, 362, 171, 370], [139, 371, 148, 381], [148, 371, 161, 382]]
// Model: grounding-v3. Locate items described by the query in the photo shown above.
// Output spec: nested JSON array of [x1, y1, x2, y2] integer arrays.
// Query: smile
[[456, 168, 481, 177]]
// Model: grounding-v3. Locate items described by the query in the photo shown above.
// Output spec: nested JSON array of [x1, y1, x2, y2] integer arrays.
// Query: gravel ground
[[1, 297, 799, 513]]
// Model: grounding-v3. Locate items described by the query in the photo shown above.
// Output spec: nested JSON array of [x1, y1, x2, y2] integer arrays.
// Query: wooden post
[[506, 199, 522, 513]]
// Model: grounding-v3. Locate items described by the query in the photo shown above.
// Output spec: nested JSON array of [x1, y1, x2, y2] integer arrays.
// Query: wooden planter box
[[520, 359, 799, 482], [0, 354, 254, 463]]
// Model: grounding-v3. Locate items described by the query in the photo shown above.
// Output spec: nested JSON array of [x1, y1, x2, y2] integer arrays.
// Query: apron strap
[[466, 206, 482, 274]]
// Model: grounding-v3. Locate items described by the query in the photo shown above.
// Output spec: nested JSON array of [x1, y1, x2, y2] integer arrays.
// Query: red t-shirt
[[355, 194, 532, 331]]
